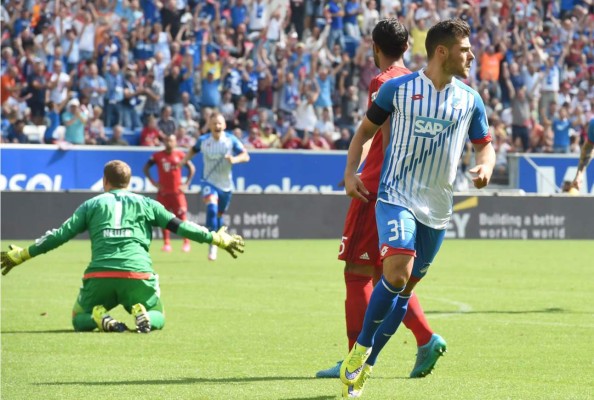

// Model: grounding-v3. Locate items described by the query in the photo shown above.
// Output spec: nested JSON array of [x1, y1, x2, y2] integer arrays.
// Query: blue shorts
[[201, 182, 233, 214], [375, 200, 445, 280]]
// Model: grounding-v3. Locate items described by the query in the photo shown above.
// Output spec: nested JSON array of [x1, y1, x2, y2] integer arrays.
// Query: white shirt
[[373, 69, 490, 229], [49, 71, 70, 104]]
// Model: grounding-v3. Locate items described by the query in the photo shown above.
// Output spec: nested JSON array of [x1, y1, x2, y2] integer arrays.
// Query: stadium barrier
[[508, 153, 594, 194], [2, 192, 593, 240], [3, 147, 593, 195]]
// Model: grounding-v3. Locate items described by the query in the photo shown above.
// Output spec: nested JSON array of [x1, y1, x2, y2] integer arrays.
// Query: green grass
[[1, 240, 593, 400]]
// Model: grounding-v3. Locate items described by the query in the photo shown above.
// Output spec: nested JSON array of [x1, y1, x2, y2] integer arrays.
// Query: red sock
[[344, 272, 373, 351], [402, 292, 433, 346], [162, 229, 170, 245]]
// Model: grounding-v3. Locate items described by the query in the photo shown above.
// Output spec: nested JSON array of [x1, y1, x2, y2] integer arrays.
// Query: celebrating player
[[339, 19, 496, 397], [144, 134, 196, 253], [1, 160, 245, 333], [179, 112, 250, 261], [316, 18, 446, 387], [571, 118, 594, 192]]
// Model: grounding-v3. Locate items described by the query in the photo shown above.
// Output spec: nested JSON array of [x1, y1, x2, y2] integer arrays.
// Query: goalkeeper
[[1, 160, 245, 333]]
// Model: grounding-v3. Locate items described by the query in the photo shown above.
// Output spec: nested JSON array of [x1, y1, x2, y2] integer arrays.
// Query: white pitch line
[[420, 295, 473, 319]]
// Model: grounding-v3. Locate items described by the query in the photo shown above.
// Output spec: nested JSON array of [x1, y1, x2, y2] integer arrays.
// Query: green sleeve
[[177, 221, 214, 244], [148, 198, 177, 228], [147, 198, 213, 244], [28, 203, 88, 257]]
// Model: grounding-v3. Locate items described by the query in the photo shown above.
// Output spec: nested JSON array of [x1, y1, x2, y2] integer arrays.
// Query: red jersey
[[150, 150, 186, 195], [359, 65, 411, 194]]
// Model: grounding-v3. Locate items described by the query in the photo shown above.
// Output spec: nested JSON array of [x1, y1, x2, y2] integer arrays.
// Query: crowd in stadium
[[1, 0, 593, 165]]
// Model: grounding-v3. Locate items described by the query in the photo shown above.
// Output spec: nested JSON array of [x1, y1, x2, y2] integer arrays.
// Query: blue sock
[[366, 294, 411, 366], [206, 203, 218, 231], [357, 276, 404, 347]]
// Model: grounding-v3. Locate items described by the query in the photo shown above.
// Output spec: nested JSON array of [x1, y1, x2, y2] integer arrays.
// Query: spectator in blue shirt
[[201, 69, 221, 108], [344, 0, 361, 39], [325, 0, 345, 50], [552, 106, 574, 153], [62, 98, 88, 144], [230, 0, 249, 29], [104, 62, 125, 127], [6, 119, 28, 143]]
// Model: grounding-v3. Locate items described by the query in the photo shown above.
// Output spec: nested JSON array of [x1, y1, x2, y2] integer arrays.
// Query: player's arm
[[227, 137, 250, 164], [345, 112, 384, 202], [1, 205, 88, 275], [226, 148, 250, 164], [143, 158, 159, 189], [179, 146, 198, 167], [345, 80, 395, 202], [468, 93, 496, 189], [572, 140, 594, 190], [183, 159, 196, 190], [470, 141, 496, 189], [151, 199, 244, 258]]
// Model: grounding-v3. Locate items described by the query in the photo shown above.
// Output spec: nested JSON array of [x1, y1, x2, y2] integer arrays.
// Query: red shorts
[[157, 192, 188, 219], [337, 195, 381, 268]]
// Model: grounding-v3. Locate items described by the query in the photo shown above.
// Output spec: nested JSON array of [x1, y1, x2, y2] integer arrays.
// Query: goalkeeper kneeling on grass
[[1, 160, 245, 333]]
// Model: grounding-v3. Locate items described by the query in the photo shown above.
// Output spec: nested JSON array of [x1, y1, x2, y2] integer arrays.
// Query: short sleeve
[[468, 93, 491, 144]]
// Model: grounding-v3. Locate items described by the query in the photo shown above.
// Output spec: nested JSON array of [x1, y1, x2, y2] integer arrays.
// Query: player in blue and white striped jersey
[[180, 112, 250, 260], [339, 19, 496, 390]]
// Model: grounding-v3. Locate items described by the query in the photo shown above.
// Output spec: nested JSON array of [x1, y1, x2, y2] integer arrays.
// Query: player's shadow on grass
[[36, 376, 319, 386], [427, 307, 571, 315], [1, 329, 74, 334]]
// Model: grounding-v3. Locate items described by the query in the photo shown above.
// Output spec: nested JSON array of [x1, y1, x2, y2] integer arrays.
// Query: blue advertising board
[[513, 154, 594, 194], [0, 145, 347, 193]]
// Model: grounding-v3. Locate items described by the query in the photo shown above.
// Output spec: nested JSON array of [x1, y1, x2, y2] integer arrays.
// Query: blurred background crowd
[[1, 0, 593, 174]]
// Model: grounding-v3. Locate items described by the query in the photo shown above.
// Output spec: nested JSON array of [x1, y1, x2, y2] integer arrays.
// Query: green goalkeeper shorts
[[75, 275, 162, 314]]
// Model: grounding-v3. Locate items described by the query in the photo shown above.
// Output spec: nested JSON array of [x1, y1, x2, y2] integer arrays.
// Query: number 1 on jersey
[[114, 201, 123, 229]]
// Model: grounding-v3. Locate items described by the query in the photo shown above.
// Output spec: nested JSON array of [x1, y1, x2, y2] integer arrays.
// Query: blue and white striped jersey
[[192, 132, 246, 192], [374, 69, 491, 229]]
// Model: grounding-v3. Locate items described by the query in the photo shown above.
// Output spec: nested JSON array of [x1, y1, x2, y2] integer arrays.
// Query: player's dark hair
[[372, 18, 408, 59], [425, 19, 471, 60], [104, 160, 131, 188]]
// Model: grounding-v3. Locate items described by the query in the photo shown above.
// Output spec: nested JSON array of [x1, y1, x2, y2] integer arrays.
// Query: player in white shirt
[[338, 19, 496, 396], [180, 112, 250, 260]]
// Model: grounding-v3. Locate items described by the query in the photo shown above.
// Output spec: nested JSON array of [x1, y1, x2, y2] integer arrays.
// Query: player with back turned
[[1, 160, 245, 334], [339, 19, 496, 397], [144, 134, 196, 253], [316, 18, 447, 387]]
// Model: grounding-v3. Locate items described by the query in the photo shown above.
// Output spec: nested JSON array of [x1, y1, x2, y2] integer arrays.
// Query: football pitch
[[1, 239, 592, 400]]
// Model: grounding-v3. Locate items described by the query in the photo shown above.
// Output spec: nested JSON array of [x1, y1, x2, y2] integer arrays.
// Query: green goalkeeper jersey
[[28, 190, 204, 275]]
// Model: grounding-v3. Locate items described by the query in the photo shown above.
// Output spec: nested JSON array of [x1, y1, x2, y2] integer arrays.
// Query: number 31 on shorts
[[387, 219, 406, 241]]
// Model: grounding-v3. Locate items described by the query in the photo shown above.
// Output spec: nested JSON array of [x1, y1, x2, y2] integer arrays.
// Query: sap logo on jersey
[[413, 116, 454, 139]]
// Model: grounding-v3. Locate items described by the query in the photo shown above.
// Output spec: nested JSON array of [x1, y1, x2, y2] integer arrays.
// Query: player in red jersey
[[144, 134, 196, 252], [316, 19, 446, 384]]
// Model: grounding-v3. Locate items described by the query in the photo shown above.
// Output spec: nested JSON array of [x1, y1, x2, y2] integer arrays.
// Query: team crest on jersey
[[412, 116, 454, 139], [451, 96, 462, 109], [411, 94, 423, 100]]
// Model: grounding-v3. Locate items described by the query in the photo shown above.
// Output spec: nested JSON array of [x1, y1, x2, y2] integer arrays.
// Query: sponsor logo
[[380, 246, 389, 257], [371, 91, 378, 101], [419, 264, 430, 274], [413, 116, 454, 139], [359, 252, 370, 260], [411, 94, 424, 100]]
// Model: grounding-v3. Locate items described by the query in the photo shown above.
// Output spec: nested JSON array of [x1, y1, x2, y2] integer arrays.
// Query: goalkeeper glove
[[1, 244, 32, 275], [210, 226, 245, 259]]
